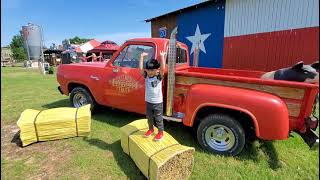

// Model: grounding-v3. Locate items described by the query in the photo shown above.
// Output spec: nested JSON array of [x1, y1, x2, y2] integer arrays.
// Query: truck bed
[[175, 67, 319, 131], [183, 67, 265, 78]]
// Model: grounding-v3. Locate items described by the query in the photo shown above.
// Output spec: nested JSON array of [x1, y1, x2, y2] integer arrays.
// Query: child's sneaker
[[144, 129, 154, 137], [154, 131, 164, 141]]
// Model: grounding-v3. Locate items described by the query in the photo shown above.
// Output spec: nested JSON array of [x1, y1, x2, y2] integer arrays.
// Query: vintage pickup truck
[[56, 32, 319, 156]]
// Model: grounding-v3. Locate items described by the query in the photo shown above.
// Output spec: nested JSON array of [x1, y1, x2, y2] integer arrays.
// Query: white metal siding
[[224, 0, 319, 37]]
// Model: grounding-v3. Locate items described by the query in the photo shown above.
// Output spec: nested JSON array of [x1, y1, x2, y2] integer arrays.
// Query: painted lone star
[[186, 24, 211, 54]]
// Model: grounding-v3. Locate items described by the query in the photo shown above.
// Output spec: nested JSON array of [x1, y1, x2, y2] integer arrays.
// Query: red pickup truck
[[56, 37, 319, 156]]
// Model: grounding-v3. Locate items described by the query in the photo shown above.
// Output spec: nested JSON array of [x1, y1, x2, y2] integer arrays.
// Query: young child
[[139, 50, 166, 141]]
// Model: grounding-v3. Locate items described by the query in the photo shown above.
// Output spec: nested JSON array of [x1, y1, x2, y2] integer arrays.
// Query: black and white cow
[[261, 61, 319, 83]]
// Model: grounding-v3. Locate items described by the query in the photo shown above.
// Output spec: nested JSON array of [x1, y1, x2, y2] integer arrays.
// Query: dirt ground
[[1, 122, 74, 179]]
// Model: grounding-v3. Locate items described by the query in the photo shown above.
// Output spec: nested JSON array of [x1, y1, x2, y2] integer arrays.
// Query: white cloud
[[94, 32, 151, 45]]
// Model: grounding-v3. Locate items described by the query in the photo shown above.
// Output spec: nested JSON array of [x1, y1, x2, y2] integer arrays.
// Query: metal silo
[[21, 23, 44, 61]]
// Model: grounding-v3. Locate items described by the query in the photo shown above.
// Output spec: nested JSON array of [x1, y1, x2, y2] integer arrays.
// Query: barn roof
[[144, 0, 214, 22]]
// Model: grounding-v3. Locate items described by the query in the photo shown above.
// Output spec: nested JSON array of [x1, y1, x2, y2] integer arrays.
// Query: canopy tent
[[75, 39, 101, 53], [86, 40, 120, 62], [89, 40, 120, 52]]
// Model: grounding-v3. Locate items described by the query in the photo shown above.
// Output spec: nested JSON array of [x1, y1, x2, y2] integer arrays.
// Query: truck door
[[103, 44, 155, 114]]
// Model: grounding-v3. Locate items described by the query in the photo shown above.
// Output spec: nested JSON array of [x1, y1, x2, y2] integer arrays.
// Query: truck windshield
[[113, 45, 154, 68]]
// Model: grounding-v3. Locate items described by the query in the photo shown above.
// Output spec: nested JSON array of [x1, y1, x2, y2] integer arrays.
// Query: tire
[[70, 87, 96, 112], [197, 114, 245, 156]]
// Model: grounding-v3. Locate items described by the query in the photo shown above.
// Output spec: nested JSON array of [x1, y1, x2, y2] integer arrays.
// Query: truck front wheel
[[197, 114, 245, 156], [70, 87, 96, 111]]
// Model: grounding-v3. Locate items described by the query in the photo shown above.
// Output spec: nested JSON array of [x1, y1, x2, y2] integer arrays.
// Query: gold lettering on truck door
[[109, 74, 142, 94]]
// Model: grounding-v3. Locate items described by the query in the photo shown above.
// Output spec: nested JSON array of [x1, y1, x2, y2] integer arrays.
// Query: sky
[[1, 0, 203, 47]]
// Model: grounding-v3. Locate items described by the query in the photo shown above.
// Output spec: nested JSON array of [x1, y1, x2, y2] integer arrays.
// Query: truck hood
[[64, 62, 107, 68], [57, 62, 107, 75]]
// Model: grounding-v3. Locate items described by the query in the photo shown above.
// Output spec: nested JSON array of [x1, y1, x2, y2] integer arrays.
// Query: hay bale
[[17, 104, 91, 146], [120, 119, 195, 180]]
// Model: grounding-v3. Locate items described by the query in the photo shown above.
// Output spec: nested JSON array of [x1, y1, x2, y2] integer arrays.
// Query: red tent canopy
[[89, 40, 120, 52], [75, 39, 101, 53]]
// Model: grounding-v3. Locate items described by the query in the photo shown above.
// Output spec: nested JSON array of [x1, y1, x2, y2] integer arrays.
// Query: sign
[[159, 27, 167, 38], [109, 74, 142, 94]]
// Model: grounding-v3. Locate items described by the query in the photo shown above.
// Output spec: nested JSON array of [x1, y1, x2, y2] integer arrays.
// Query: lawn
[[1, 67, 319, 179]]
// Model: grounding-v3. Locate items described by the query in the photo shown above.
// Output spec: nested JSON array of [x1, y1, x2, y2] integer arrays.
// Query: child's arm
[[159, 50, 167, 77], [139, 52, 148, 75]]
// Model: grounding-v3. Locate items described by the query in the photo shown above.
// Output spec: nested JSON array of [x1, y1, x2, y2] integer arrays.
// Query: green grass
[[1, 67, 319, 179]]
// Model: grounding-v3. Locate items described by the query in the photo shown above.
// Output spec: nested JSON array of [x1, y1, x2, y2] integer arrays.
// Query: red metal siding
[[222, 27, 319, 71]]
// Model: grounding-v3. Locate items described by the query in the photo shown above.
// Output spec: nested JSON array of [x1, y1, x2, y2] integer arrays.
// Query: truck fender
[[183, 84, 290, 140], [192, 102, 260, 136], [67, 81, 91, 93], [64, 70, 93, 95]]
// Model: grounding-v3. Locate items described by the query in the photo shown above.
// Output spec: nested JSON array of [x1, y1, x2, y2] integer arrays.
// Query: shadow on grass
[[259, 141, 281, 170], [93, 109, 202, 150], [42, 99, 70, 109], [237, 140, 281, 170], [11, 130, 22, 147], [92, 106, 145, 128], [83, 137, 146, 180], [236, 141, 260, 162], [165, 122, 282, 171]]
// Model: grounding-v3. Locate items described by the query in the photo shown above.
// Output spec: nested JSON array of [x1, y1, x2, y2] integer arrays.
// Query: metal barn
[[145, 0, 319, 71]]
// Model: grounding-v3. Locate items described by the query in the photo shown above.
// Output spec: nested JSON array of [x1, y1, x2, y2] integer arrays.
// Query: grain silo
[[21, 23, 45, 69]]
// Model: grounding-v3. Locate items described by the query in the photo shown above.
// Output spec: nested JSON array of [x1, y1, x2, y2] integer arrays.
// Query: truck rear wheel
[[197, 114, 245, 156], [70, 87, 96, 112]]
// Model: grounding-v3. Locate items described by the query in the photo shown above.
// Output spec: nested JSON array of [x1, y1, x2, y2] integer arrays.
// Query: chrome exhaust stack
[[166, 26, 178, 117]]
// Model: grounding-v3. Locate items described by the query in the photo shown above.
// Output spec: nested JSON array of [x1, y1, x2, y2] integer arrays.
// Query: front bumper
[[297, 128, 319, 150]]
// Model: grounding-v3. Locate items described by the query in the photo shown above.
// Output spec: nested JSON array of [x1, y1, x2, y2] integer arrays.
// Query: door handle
[[112, 68, 119, 73], [90, 75, 99, 80]]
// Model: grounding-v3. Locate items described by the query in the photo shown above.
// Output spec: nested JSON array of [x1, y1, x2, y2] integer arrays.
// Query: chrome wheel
[[205, 124, 236, 152], [73, 93, 88, 108]]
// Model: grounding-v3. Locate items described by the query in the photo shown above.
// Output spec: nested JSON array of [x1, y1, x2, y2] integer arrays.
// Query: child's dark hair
[[145, 59, 160, 70]]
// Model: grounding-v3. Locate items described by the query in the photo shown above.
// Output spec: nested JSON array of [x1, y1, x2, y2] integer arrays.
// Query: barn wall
[[224, 0, 319, 37], [176, 0, 226, 68], [149, 0, 319, 71], [223, 27, 319, 71], [223, 0, 319, 71]]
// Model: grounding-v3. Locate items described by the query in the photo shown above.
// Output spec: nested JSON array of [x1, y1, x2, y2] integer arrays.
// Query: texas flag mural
[[171, 0, 319, 71], [177, 0, 225, 68]]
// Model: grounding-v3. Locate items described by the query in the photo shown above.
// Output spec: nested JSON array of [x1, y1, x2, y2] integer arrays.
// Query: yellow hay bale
[[17, 104, 91, 147], [120, 119, 195, 180]]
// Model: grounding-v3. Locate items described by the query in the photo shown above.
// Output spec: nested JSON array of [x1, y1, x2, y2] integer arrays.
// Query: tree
[[9, 34, 27, 62], [69, 36, 92, 44]]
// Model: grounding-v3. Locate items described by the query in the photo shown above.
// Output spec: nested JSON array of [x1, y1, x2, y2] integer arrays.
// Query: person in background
[[81, 53, 88, 62], [86, 53, 102, 62]]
